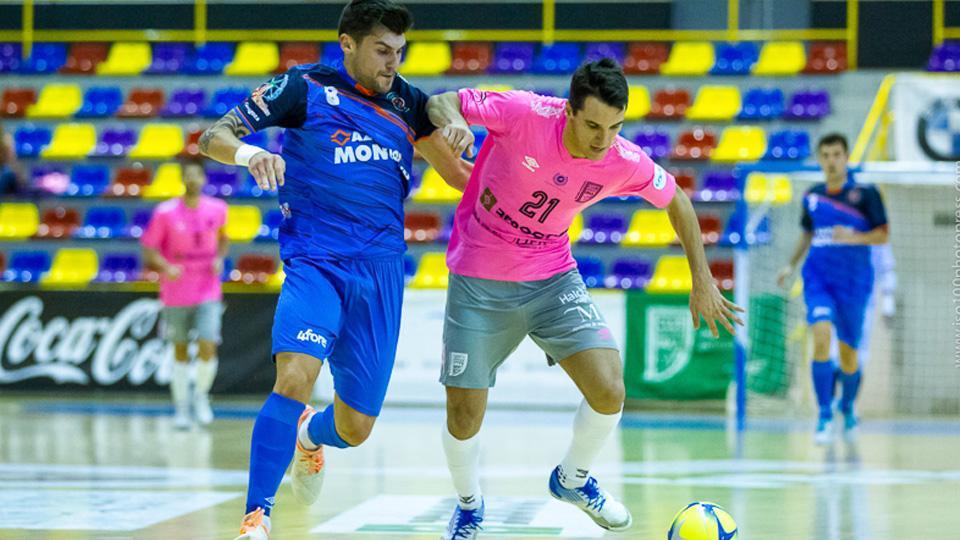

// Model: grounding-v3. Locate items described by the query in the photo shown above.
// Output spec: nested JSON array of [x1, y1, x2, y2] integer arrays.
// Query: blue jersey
[[800, 180, 888, 283], [235, 63, 436, 261]]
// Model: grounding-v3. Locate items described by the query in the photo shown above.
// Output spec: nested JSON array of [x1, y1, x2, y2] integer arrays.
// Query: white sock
[[194, 358, 218, 397], [442, 426, 482, 510], [558, 400, 622, 489], [171, 361, 190, 406], [297, 411, 319, 451]]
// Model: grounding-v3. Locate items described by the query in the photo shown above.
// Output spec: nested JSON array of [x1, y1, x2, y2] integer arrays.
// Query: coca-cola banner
[[0, 291, 276, 393]]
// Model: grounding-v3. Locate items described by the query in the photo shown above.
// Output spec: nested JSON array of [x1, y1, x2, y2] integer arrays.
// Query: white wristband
[[234, 144, 265, 167]]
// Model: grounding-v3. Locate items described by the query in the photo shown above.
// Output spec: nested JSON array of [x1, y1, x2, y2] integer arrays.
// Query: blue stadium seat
[[67, 164, 111, 197], [20, 43, 67, 73], [738, 88, 785, 121], [93, 126, 137, 157], [77, 87, 124, 118], [574, 256, 605, 288], [161, 88, 206, 117], [580, 213, 628, 244], [2, 251, 51, 282], [204, 167, 241, 198], [490, 43, 535, 74], [0, 43, 22, 73], [720, 209, 771, 247], [76, 206, 127, 239], [204, 87, 248, 118], [711, 42, 759, 75], [632, 128, 671, 160], [237, 172, 276, 198], [604, 257, 654, 289], [14, 125, 52, 157], [696, 170, 739, 202], [764, 129, 811, 161], [785, 89, 831, 120], [97, 253, 141, 282], [147, 43, 191, 74], [532, 43, 582, 74], [584, 42, 626, 64], [257, 209, 283, 242], [127, 209, 152, 238], [183, 43, 235, 75]]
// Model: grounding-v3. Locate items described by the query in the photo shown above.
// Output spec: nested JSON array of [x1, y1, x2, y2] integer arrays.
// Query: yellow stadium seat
[[647, 255, 693, 293], [41, 123, 96, 160], [712, 126, 767, 162], [226, 205, 262, 242], [128, 124, 185, 159], [659, 42, 715, 76], [225, 42, 280, 76], [96, 42, 152, 76], [409, 252, 449, 289], [42, 248, 98, 286], [753, 41, 806, 76], [686, 85, 741, 121], [143, 163, 186, 199], [622, 210, 675, 247], [625, 85, 650, 120], [569, 213, 583, 243], [0, 202, 39, 239], [400, 42, 451, 76], [26, 84, 83, 118], [413, 167, 462, 203], [744, 172, 793, 205], [266, 264, 285, 290]]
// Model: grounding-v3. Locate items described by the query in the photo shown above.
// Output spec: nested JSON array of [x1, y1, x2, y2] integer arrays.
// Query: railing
[[933, 0, 960, 46]]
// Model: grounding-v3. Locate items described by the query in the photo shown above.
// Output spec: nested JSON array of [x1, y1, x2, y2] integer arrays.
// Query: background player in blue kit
[[199, 1, 472, 538], [777, 133, 889, 445]]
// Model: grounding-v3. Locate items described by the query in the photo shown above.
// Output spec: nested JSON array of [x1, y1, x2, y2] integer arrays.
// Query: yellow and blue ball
[[667, 501, 738, 540]]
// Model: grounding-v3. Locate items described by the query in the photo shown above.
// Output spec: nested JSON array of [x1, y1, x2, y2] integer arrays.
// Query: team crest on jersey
[[575, 181, 603, 203], [553, 173, 569, 186], [386, 91, 409, 112], [480, 187, 498, 211], [847, 188, 861, 204], [251, 74, 288, 117]]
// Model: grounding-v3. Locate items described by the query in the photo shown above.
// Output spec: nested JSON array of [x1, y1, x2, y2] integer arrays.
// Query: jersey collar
[[336, 61, 378, 97]]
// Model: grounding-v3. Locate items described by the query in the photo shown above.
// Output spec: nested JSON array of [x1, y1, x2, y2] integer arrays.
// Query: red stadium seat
[[36, 206, 82, 239], [276, 42, 319, 73], [108, 166, 152, 197], [117, 88, 165, 118], [623, 43, 669, 74], [671, 168, 697, 195], [648, 88, 690, 120], [404, 211, 442, 243], [1, 88, 37, 118], [698, 214, 722, 245], [181, 127, 205, 157], [671, 128, 716, 161], [448, 42, 492, 74], [230, 254, 278, 284], [60, 43, 109, 74], [804, 42, 847, 74], [710, 259, 734, 291]]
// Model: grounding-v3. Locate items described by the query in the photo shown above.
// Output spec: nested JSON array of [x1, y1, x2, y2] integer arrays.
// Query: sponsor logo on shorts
[[558, 287, 588, 305], [812, 306, 832, 318], [564, 304, 601, 323], [447, 352, 469, 377], [575, 181, 603, 203], [297, 328, 328, 348]]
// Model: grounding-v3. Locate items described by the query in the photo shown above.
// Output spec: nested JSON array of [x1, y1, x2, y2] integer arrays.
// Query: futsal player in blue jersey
[[199, 1, 472, 537], [777, 134, 889, 445]]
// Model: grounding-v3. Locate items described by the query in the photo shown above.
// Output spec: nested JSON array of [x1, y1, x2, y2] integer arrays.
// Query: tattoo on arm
[[199, 110, 251, 155]]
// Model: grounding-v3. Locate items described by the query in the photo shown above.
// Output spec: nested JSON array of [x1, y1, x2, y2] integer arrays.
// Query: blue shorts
[[802, 272, 873, 348], [271, 255, 404, 417]]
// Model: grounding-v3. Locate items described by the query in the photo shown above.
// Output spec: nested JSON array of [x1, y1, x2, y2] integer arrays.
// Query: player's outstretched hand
[[441, 123, 476, 158], [690, 282, 745, 338], [775, 264, 794, 289], [248, 151, 286, 191]]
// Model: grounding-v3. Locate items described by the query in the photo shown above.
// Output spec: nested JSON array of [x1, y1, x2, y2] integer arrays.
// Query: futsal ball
[[667, 502, 738, 540]]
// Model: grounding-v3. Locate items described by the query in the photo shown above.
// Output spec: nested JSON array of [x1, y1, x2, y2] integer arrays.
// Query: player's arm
[[776, 232, 813, 288], [213, 225, 230, 277], [199, 110, 285, 191], [666, 189, 745, 337], [143, 247, 180, 281], [415, 134, 473, 192], [833, 224, 888, 245], [140, 212, 180, 280], [426, 92, 475, 159]]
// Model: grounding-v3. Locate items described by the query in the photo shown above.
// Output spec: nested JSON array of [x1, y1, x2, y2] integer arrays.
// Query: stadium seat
[[161, 88, 206, 117], [738, 88, 784, 121], [647, 255, 693, 293], [20, 43, 67, 73], [230, 254, 277, 284], [204, 167, 240, 197], [236, 172, 276, 199], [97, 253, 141, 282], [118, 88, 165, 118], [128, 124, 184, 159], [764, 129, 811, 161], [404, 211, 442, 243], [108, 166, 152, 197], [266, 264, 286, 290], [77, 86, 124, 118], [2, 251, 51, 282], [784, 90, 831, 120], [0, 42, 22, 72], [127, 209, 152, 238], [710, 259, 734, 291], [448, 42, 492, 74], [0, 203, 40, 239], [753, 41, 806, 75], [226, 205, 262, 242], [1, 88, 36, 117], [699, 214, 722, 245], [672, 168, 697, 194], [14, 125, 52, 157], [625, 85, 651, 120], [0, 252, 5, 274], [93, 127, 137, 157], [720, 208, 771, 246], [579, 213, 627, 244], [648, 88, 690, 120], [584, 42, 626, 65], [744, 172, 793, 205], [409, 252, 448, 289], [321, 42, 344, 65], [805, 42, 847, 74], [181, 127, 205, 157], [711, 42, 759, 75], [257, 209, 283, 242], [143, 163, 185, 199], [671, 128, 716, 161], [623, 42, 669, 74], [697, 170, 739, 202], [41, 123, 96, 160], [568, 212, 583, 243], [401, 42, 451, 75], [61, 43, 109, 74], [712, 126, 767, 162], [490, 43, 535, 74], [623, 210, 675, 247], [26, 84, 83, 118], [659, 42, 715, 76], [532, 43, 581, 74], [413, 167, 461, 203], [97, 42, 152, 75], [437, 212, 456, 243], [67, 164, 111, 197], [42, 248, 99, 286], [30, 165, 70, 194], [204, 87, 248, 118], [575, 256, 605, 288], [686, 85, 741, 121], [77, 206, 126, 238], [225, 42, 280, 76], [36, 206, 81, 239], [632, 127, 671, 160], [928, 42, 960, 72], [147, 43, 191, 74], [403, 255, 417, 283], [277, 42, 319, 73], [183, 43, 235, 75], [604, 257, 653, 289]]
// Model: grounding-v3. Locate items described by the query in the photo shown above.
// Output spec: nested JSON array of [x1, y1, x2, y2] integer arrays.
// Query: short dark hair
[[338, 0, 413, 42], [568, 58, 629, 112], [179, 157, 206, 174], [817, 132, 849, 153]]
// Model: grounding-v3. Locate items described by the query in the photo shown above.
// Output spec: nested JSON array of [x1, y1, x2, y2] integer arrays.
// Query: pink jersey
[[141, 196, 228, 307], [447, 89, 677, 281]]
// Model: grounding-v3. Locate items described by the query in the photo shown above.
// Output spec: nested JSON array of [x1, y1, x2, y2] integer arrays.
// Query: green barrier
[[747, 293, 789, 396]]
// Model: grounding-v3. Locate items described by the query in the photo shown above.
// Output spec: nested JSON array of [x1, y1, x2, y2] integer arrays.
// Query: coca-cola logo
[[0, 296, 172, 386]]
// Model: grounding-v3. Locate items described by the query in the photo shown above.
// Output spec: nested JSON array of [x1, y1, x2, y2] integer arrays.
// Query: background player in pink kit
[[427, 59, 744, 538], [141, 160, 229, 429]]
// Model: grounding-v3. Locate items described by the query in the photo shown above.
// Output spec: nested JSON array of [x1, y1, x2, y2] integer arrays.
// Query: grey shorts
[[162, 300, 223, 344], [441, 270, 619, 389]]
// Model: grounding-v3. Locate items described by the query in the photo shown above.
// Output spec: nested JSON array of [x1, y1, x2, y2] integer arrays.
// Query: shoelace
[[298, 447, 325, 475], [576, 478, 606, 512], [240, 507, 265, 533], [452, 508, 483, 539]]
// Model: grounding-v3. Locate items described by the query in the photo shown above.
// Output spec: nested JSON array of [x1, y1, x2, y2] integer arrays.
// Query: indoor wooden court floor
[[1, 395, 958, 539]]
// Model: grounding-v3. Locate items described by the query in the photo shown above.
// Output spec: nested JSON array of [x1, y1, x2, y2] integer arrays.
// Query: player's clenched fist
[[248, 152, 286, 191], [441, 123, 476, 158]]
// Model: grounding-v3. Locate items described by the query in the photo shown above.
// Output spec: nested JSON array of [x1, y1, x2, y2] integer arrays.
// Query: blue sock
[[307, 404, 351, 449], [811, 361, 836, 420], [839, 370, 862, 415], [245, 392, 305, 515]]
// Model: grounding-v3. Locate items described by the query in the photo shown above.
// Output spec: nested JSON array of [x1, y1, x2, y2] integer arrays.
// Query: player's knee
[[197, 341, 217, 360], [586, 380, 625, 414], [447, 402, 484, 439], [173, 343, 189, 362], [337, 415, 376, 446], [272, 371, 313, 403]]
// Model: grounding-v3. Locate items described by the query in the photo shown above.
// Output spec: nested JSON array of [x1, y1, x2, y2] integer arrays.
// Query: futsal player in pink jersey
[[426, 59, 744, 537], [141, 159, 229, 430]]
